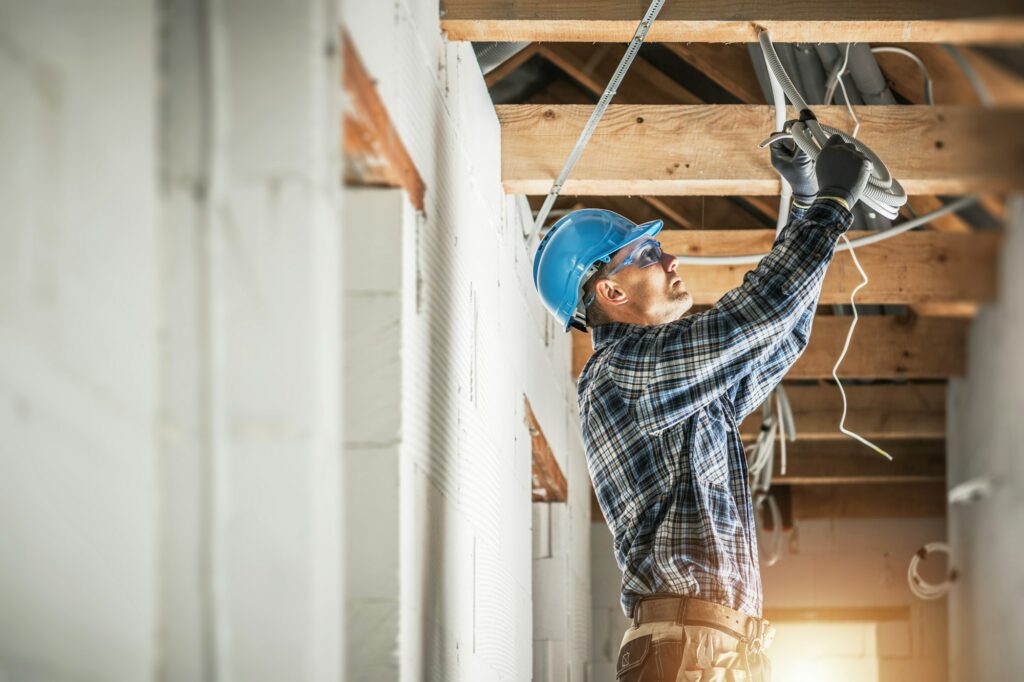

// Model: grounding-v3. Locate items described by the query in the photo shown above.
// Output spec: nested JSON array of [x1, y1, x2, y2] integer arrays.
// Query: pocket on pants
[[616, 634, 652, 680]]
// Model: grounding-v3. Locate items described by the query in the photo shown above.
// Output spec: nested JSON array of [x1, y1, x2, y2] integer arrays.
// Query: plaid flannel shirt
[[578, 200, 854, 618]]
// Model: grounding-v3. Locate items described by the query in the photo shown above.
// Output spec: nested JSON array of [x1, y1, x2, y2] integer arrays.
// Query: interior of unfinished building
[[2, 1, 1024, 680]]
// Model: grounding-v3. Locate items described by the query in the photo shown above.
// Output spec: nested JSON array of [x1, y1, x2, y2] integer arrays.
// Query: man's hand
[[815, 134, 874, 209], [769, 138, 817, 206]]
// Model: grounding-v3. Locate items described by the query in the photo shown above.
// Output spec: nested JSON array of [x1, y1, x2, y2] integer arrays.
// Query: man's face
[[595, 238, 693, 325]]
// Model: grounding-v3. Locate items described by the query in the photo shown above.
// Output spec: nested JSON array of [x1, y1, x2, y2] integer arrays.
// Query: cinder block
[[533, 557, 568, 640], [346, 598, 400, 681], [533, 639, 567, 682], [876, 619, 912, 658], [791, 519, 834, 554], [344, 446, 400, 599]]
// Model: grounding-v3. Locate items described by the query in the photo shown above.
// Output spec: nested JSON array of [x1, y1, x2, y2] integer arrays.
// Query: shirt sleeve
[[630, 200, 853, 435]]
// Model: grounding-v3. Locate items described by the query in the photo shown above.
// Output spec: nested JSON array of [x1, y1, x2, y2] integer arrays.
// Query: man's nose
[[663, 253, 678, 272]]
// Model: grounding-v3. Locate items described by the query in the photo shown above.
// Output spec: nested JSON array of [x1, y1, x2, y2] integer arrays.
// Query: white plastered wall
[[342, 2, 591, 680], [0, 3, 159, 678], [947, 196, 1024, 681], [1, 0, 346, 679]]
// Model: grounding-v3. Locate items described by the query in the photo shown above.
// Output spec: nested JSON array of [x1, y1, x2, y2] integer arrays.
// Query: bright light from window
[[769, 621, 879, 682]]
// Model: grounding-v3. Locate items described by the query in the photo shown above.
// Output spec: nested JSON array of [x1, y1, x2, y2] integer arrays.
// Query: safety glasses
[[582, 239, 664, 309]]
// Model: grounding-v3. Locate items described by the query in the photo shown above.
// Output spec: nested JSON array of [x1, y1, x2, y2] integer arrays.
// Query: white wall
[[1, 0, 346, 679], [947, 196, 1024, 681], [0, 3, 159, 678], [160, 1, 345, 680], [342, 2, 591, 679]]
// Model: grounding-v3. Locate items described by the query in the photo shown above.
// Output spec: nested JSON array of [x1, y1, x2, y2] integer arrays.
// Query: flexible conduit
[[757, 31, 908, 220], [527, 0, 667, 248]]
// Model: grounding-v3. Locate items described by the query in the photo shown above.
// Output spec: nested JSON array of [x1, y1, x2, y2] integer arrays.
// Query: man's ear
[[595, 278, 628, 308]]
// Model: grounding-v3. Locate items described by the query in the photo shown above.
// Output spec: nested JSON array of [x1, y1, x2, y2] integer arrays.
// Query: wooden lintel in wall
[[525, 397, 568, 503], [342, 32, 425, 210], [764, 607, 911, 623]]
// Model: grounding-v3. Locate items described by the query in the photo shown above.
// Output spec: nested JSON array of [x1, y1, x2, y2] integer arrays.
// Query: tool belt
[[631, 593, 775, 654]]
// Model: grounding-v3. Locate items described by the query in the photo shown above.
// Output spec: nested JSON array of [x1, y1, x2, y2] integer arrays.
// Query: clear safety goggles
[[582, 239, 665, 310]]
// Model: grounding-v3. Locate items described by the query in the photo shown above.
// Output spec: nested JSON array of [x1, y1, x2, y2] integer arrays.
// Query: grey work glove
[[814, 134, 874, 209], [769, 138, 817, 205]]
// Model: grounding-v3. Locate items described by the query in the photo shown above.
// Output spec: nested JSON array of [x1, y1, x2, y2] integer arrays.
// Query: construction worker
[[532, 135, 873, 681]]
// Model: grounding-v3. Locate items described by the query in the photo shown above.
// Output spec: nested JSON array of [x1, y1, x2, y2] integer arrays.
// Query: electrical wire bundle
[[747, 386, 796, 567]]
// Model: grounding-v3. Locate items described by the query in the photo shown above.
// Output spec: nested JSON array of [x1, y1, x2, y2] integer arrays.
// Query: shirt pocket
[[690, 416, 730, 488]]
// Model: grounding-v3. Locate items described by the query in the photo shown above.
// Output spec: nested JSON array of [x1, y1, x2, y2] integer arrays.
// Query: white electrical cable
[[831, 234, 892, 460], [526, 0, 667, 248], [766, 47, 792, 236], [757, 32, 907, 220], [908, 542, 957, 600], [872, 46, 934, 105], [942, 44, 994, 107]]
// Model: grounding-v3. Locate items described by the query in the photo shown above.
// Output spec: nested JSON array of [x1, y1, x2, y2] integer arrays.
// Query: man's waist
[[631, 593, 771, 647]]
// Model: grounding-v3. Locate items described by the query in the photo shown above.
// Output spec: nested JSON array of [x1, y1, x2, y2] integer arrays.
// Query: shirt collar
[[590, 322, 644, 350]]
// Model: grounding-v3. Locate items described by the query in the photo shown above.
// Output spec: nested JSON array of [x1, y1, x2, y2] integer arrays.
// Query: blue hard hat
[[532, 208, 663, 331]]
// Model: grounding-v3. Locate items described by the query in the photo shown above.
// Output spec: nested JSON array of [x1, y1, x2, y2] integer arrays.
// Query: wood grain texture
[[498, 105, 1024, 195], [771, 440, 945, 485], [789, 482, 946, 518], [442, 0, 1024, 42], [661, 230, 999, 305], [738, 384, 945, 441], [525, 398, 568, 502], [572, 316, 969, 379], [342, 33, 425, 209]]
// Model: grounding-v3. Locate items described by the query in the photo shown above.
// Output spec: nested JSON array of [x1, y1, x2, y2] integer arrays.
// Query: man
[[532, 136, 873, 680]]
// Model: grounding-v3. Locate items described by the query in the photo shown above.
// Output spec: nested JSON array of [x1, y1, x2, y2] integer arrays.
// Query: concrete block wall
[[591, 513, 949, 680], [1, 0, 346, 679], [0, 3, 159, 679], [343, 2, 592, 680], [947, 196, 1024, 681], [761, 517, 949, 682]]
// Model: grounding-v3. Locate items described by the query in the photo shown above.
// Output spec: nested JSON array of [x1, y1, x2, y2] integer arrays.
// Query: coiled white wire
[[758, 32, 907, 220], [908, 542, 956, 600]]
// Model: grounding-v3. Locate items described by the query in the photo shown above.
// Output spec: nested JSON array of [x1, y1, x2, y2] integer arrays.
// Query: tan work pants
[[616, 620, 772, 681]]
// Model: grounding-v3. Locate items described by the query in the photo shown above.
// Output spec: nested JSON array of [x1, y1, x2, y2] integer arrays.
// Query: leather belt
[[632, 594, 773, 649]]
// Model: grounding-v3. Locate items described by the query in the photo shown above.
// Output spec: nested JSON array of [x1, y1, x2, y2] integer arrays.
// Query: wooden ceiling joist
[[498, 105, 1024, 196], [659, 229, 999, 306], [572, 316, 969, 379], [789, 482, 946, 518], [441, 1, 1024, 43], [538, 42, 702, 104], [738, 384, 945, 442], [771, 440, 945, 485]]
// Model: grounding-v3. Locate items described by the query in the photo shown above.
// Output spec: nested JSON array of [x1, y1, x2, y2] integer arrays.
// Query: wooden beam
[[484, 43, 539, 87], [342, 33, 425, 210], [877, 44, 1024, 106], [440, 1, 1024, 43], [788, 482, 946, 518], [538, 43, 702, 104], [738, 384, 945, 441], [525, 397, 568, 502], [792, 317, 967, 379], [572, 317, 969, 379], [664, 43, 765, 104], [660, 230, 999, 306], [771, 440, 945, 485], [903, 196, 972, 232], [498, 105, 1024, 196], [764, 607, 911, 623]]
